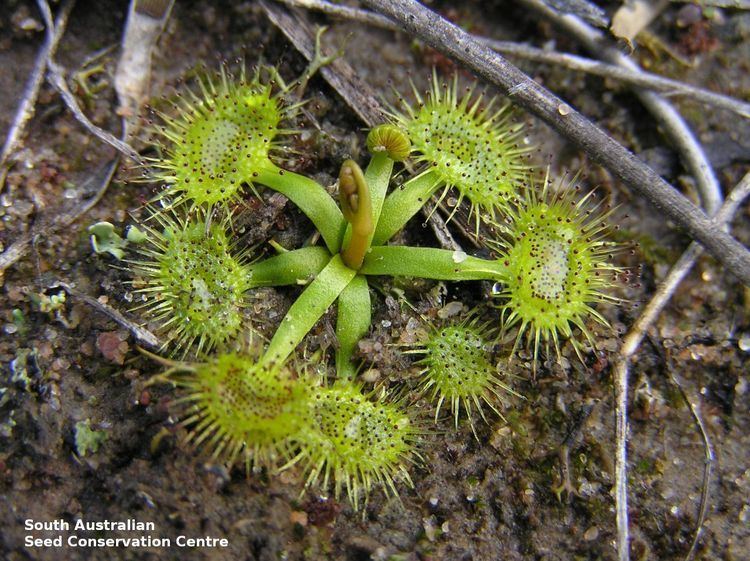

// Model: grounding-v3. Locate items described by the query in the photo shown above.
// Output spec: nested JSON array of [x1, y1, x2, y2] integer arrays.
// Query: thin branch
[[36, 0, 144, 165], [275, 0, 397, 31], [611, 359, 630, 561], [273, 0, 750, 120], [0, 0, 75, 190], [614, 171, 750, 561], [483, 40, 750, 121], [53, 280, 161, 348], [677, 0, 750, 7], [667, 367, 715, 561], [361, 0, 750, 286], [519, 0, 722, 216], [543, 0, 609, 28]]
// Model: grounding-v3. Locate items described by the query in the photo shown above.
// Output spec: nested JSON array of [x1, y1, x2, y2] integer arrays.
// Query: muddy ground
[[1, 1, 749, 560]]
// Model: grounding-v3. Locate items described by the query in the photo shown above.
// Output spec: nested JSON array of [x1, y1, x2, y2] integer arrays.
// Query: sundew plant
[[125, 62, 623, 510]]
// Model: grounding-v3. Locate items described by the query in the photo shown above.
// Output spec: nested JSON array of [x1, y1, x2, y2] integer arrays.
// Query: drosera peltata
[[108, 58, 626, 510]]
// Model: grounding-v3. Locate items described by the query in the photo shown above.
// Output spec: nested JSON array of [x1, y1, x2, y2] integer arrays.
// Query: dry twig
[[483, 40, 750, 121], [0, 0, 75, 190], [667, 367, 715, 561], [53, 280, 161, 348]]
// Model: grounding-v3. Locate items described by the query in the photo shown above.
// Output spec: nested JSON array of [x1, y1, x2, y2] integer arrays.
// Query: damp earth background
[[1, 1, 750, 560]]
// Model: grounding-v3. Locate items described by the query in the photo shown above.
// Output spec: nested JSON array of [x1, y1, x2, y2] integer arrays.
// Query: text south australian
[[26, 519, 155, 532]]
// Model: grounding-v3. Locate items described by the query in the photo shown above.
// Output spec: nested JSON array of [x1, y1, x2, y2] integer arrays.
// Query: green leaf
[[372, 169, 441, 245], [246, 246, 331, 288], [255, 165, 346, 253], [88, 222, 127, 260], [335, 275, 371, 380], [360, 246, 506, 281], [363, 151, 394, 244], [125, 225, 148, 244], [264, 255, 356, 365]]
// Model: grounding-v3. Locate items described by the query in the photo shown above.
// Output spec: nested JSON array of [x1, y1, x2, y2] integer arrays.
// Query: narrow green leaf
[[335, 275, 371, 380], [361, 246, 506, 281], [255, 165, 346, 253], [246, 246, 331, 288], [264, 255, 356, 365], [366, 152, 395, 230], [372, 169, 441, 245]]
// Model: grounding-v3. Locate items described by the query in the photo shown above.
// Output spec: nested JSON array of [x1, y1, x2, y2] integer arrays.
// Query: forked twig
[[36, 0, 144, 165], [518, 0, 722, 215], [614, 172, 750, 561], [621, 173, 750, 358], [484, 40, 750, 122]]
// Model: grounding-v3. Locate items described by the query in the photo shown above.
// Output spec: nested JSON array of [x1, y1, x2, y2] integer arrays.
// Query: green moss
[[74, 420, 108, 457]]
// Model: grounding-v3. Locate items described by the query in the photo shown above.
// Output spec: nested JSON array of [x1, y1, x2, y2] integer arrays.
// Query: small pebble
[[583, 526, 599, 541]]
